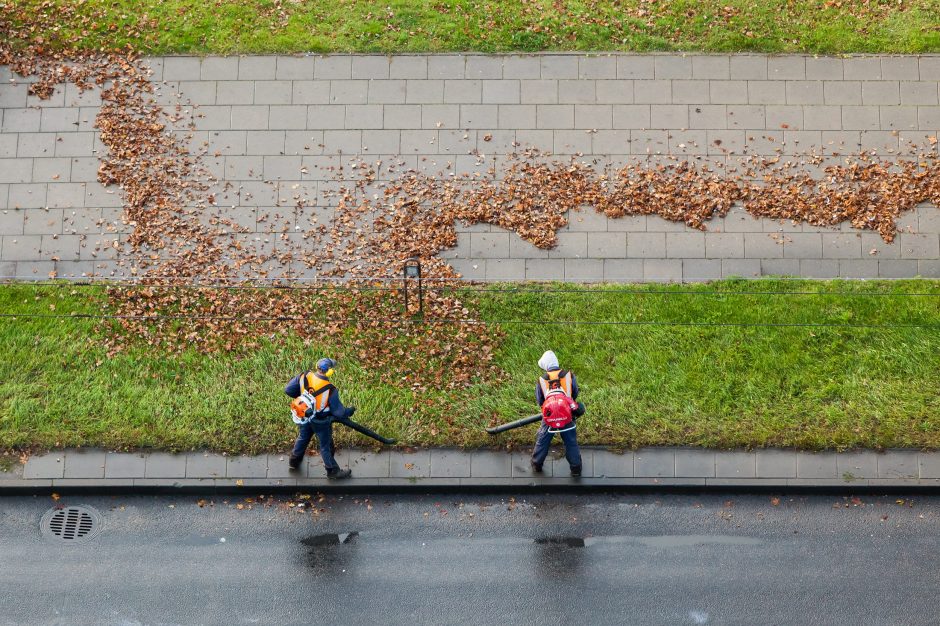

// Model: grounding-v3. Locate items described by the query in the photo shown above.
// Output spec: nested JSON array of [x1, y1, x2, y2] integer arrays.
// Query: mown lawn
[[5, 0, 940, 54], [0, 279, 938, 454]]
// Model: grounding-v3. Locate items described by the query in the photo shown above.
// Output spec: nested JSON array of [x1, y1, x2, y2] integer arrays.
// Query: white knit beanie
[[538, 350, 559, 371]]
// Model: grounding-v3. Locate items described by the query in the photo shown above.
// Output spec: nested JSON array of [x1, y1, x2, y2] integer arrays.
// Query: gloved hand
[[304, 406, 314, 418], [345, 406, 357, 418]]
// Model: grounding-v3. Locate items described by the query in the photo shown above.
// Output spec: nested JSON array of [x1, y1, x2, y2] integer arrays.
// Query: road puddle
[[534, 536, 585, 548], [301, 532, 359, 546], [300, 532, 359, 573]]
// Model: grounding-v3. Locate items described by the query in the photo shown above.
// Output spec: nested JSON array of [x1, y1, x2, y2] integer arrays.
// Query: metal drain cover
[[40, 505, 102, 544]]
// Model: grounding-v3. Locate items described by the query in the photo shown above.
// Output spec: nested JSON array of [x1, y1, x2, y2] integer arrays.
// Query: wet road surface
[[1, 492, 938, 625]]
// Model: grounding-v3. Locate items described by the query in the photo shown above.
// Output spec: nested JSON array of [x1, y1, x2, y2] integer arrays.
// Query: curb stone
[[7, 447, 940, 494]]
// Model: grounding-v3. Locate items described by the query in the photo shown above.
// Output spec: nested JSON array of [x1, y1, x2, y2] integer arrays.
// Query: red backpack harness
[[539, 369, 578, 433]]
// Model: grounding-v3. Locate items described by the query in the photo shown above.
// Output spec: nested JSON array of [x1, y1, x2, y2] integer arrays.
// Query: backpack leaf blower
[[486, 414, 543, 435], [334, 414, 397, 445]]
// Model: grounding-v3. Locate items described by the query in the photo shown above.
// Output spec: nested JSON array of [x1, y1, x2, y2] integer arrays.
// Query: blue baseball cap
[[316, 358, 336, 373]]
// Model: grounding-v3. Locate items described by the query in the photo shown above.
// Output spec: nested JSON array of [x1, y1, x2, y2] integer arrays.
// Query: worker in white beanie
[[537, 350, 559, 372], [532, 350, 585, 476]]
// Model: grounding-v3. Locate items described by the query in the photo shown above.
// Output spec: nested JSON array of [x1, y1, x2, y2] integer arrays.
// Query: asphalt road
[[1, 492, 939, 626]]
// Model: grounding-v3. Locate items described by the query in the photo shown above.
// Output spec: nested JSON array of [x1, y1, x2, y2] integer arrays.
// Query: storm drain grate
[[41, 505, 102, 544]]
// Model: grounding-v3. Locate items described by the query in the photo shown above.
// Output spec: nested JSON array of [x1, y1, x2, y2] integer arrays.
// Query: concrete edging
[[3, 446, 940, 494]]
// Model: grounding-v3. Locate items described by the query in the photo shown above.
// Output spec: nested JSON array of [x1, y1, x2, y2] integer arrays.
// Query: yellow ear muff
[[325, 368, 335, 378]]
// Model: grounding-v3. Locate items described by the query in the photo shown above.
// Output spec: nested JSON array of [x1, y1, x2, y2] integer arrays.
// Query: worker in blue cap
[[287, 357, 355, 478]]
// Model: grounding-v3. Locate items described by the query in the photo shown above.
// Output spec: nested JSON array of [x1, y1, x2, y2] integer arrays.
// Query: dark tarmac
[[1, 492, 938, 625]]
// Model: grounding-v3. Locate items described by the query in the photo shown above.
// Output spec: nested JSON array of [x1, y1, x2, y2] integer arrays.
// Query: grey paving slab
[[755, 450, 797, 478], [768, 57, 805, 80], [666, 232, 705, 258], [843, 57, 881, 81], [900, 82, 938, 106], [634, 449, 675, 477], [511, 452, 553, 477], [715, 452, 756, 478], [879, 259, 920, 278], [227, 455, 269, 478], [201, 57, 239, 81], [919, 259, 940, 277], [503, 56, 540, 80], [389, 57, 427, 80], [805, 58, 843, 81], [918, 453, 940, 479], [0, 460, 23, 481], [550, 449, 593, 477], [104, 453, 146, 479], [729, 56, 767, 80], [63, 451, 106, 479], [302, 453, 330, 478], [684, 259, 722, 281], [469, 451, 512, 478], [675, 449, 716, 477], [633, 80, 673, 105], [464, 56, 502, 80], [24, 454, 64, 479], [878, 450, 919, 479], [315, 56, 351, 80], [266, 454, 297, 479], [643, 259, 683, 282], [711, 80, 749, 105], [144, 453, 187, 478], [614, 56, 653, 80], [898, 233, 940, 259], [390, 450, 431, 478], [429, 450, 471, 478], [186, 453, 227, 478], [162, 57, 200, 81], [796, 452, 839, 479]]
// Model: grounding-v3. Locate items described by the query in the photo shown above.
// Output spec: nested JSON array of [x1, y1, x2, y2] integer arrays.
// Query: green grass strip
[[0, 279, 938, 453], [5, 0, 940, 55]]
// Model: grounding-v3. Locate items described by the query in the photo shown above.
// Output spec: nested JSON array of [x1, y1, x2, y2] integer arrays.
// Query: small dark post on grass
[[402, 257, 424, 320]]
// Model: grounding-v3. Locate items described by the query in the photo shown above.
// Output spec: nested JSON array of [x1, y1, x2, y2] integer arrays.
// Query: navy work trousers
[[531, 422, 582, 470], [291, 419, 338, 471]]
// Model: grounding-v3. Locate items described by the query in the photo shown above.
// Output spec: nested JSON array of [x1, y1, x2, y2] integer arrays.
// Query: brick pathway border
[[3, 447, 940, 493]]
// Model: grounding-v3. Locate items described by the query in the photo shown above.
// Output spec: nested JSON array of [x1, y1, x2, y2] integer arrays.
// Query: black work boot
[[327, 468, 352, 480], [530, 460, 543, 473], [288, 455, 303, 470], [570, 465, 582, 477]]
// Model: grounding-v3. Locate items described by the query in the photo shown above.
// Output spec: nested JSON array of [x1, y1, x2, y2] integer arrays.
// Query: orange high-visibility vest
[[302, 372, 333, 412], [539, 369, 573, 398], [290, 373, 334, 422]]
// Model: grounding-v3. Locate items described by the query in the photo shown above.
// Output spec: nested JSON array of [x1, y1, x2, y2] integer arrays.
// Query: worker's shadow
[[532, 536, 586, 580], [299, 532, 359, 577]]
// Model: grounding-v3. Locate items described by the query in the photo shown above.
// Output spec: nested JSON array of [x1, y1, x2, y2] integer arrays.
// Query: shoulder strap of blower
[[302, 372, 335, 399], [540, 369, 572, 396]]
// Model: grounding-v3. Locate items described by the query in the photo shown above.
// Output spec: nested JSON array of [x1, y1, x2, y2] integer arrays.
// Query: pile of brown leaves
[[741, 151, 940, 241]]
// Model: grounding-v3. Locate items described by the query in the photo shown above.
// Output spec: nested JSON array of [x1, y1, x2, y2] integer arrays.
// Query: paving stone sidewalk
[[3, 447, 940, 492], [3, 53, 939, 281]]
